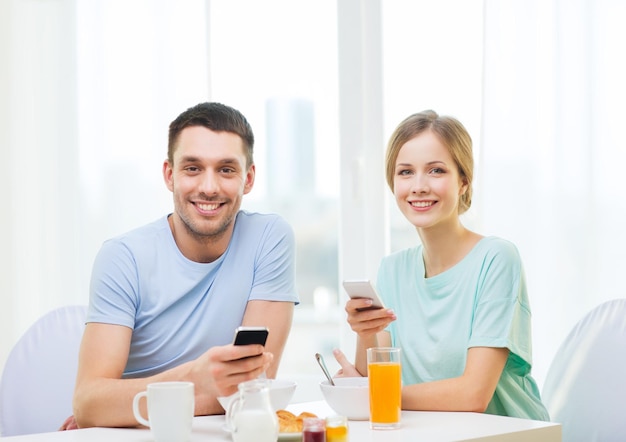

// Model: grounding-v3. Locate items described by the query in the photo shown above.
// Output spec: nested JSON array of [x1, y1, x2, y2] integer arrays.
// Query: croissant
[[276, 410, 318, 433]]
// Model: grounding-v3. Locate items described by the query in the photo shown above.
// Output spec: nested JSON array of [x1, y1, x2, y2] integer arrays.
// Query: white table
[[1, 401, 561, 441]]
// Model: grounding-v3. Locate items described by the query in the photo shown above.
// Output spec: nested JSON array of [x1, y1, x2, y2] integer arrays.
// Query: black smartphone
[[343, 280, 386, 311], [232, 326, 269, 346]]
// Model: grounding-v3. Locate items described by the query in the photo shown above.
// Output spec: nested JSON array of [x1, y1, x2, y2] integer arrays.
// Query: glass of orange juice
[[367, 347, 401, 430]]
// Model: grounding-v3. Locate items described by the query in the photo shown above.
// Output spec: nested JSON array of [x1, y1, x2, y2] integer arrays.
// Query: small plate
[[225, 425, 301, 441], [278, 432, 302, 441]]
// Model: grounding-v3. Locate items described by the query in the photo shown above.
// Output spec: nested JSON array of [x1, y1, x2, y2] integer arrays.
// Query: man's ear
[[243, 164, 256, 195], [163, 160, 174, 192]]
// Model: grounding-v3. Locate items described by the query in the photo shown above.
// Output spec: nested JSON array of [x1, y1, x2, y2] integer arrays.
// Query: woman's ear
[[459, 176, 469, 196]]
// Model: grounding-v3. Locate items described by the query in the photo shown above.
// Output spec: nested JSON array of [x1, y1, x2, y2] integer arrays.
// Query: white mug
[[132, 381, 195, 442]]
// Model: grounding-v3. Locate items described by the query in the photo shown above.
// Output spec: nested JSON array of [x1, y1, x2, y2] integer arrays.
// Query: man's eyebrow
[[177, 156, 241, 166], [178, 155, 201, 164], [218, 158, 239, 165]]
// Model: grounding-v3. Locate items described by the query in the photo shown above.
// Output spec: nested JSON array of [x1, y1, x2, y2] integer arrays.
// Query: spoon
[[315, 352, 335, 386]]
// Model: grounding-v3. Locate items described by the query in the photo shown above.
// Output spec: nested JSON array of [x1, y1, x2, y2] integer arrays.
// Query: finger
[[58, 415, 76, 431], [348, 315, 393, 333], [332, 348, 352, 370], [224, 364, 269, 389], [261, 352, 274, 372], [345, 298, 373, 312], [227, 343, 265, 362]]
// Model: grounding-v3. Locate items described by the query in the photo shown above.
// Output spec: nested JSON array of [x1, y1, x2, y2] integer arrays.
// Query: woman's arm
[[402, 346, 509, 412]]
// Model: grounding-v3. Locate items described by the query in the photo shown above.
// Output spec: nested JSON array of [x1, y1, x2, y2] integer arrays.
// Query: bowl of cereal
[[320, 376, 370, 420]]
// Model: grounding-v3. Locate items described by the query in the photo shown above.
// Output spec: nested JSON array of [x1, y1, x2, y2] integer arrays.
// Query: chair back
[[542, 298, 626, 442], [0, 305, 87, 436]]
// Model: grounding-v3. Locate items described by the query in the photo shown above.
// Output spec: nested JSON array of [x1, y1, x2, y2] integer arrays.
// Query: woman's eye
[[430, 167, 445, 174], [397, 169, 412, 176]]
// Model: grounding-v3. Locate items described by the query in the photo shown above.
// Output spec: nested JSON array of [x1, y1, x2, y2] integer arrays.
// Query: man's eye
[[184, 166, 200, 172]]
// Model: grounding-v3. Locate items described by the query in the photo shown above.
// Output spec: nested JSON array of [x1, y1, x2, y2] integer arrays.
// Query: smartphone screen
[[233, 326, 269, 346]]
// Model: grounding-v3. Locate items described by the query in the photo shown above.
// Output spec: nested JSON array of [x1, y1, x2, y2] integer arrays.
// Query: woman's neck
[[418, 223, 482, 278]]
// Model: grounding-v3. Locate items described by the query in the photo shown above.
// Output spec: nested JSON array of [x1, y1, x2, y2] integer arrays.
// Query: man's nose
[[198, 170, 220, 195]]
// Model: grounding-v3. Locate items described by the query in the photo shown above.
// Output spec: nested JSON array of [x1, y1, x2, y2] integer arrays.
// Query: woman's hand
[[331, 349, 364, 378], [345, 298, 396, 338]]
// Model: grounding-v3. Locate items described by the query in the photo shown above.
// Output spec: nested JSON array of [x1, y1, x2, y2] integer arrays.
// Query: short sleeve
[[468, 240, 533, 365]]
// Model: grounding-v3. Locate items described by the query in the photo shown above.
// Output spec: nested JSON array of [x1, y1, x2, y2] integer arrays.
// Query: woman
[[334, 110, 549, 421]]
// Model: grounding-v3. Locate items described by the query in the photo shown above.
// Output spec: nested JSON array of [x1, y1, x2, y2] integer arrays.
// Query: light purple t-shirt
[[87, 210, 298, 378]]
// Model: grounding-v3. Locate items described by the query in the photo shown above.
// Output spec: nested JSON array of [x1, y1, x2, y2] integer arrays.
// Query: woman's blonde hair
[[384, 110, 474, 214]]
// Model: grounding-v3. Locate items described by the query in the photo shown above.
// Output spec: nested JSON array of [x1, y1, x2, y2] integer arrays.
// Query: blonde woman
[[334, 110, 549, 421]]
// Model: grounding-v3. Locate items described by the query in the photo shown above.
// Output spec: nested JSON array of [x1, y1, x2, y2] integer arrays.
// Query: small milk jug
[[227, 379, 278, 442]]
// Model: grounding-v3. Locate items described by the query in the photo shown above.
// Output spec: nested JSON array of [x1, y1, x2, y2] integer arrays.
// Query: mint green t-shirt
[[377, 236, 549, 421]]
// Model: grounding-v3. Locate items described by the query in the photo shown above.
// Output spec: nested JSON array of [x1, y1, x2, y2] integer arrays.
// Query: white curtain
[[480, 0, 626, 386], [0, 0, 209, 369], [0, 0, 82, 367]]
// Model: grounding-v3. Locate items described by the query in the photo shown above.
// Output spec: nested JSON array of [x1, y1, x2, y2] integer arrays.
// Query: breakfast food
[[276, 410, 318, 433], [277, 410, 299, 433]]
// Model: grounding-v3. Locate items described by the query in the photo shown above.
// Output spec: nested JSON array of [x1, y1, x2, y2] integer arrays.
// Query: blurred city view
[[241, 98, 342, 390]]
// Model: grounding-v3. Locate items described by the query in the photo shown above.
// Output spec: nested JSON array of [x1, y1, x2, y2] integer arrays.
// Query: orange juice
[[368, 361, 401, 426]]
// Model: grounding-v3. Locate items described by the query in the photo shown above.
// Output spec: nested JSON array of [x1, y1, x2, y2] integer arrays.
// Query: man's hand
[[59, 415, 78, 431], [192, 343, 273, 401]]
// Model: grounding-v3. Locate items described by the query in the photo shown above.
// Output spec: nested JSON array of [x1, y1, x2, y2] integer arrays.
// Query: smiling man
[[70, 102, 298, 429]]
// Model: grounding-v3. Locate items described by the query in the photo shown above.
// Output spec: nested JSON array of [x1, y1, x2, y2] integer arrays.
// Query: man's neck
[[167, 214, 233, 263]]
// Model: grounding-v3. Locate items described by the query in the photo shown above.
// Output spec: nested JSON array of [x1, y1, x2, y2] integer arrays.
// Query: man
[[70, 102, 298, 428]]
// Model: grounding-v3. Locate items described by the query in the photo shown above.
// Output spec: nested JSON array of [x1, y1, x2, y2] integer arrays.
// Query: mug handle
[[226, 396, 243, 432], [132, 391, 151, 427]]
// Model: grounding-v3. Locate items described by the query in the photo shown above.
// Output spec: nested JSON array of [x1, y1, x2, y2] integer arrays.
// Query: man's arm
[[240, 299, 294, 379], [72, 322, 271, 428]]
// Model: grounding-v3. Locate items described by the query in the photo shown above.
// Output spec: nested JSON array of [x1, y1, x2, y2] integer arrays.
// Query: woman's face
[[393, 130, 467, 231]]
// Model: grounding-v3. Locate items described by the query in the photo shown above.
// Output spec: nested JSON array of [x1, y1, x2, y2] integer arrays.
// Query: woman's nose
[[411, 174, 429, 194]]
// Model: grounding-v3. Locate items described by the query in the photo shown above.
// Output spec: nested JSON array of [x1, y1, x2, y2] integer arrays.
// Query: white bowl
[[320, 377, 370, 420], [267, 378, 297, 410], [217, 378, 297, 412]]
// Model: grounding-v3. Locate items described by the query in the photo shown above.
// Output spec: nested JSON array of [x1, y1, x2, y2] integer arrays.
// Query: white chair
[[0, 305, 87, 437], [541, 298, 626, 442]]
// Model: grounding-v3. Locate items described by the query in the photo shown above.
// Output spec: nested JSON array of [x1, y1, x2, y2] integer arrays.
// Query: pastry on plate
[[276, 409, 318, 433]]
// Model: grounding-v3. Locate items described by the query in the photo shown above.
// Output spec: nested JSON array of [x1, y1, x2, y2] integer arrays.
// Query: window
[[208, 0, 341, 380]]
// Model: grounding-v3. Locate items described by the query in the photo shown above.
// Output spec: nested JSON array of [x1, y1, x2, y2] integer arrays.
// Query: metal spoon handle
[[315, 352, 335, 386]]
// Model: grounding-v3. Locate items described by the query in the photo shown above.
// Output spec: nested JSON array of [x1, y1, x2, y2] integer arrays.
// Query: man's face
[[163, 126, 254, 242]]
